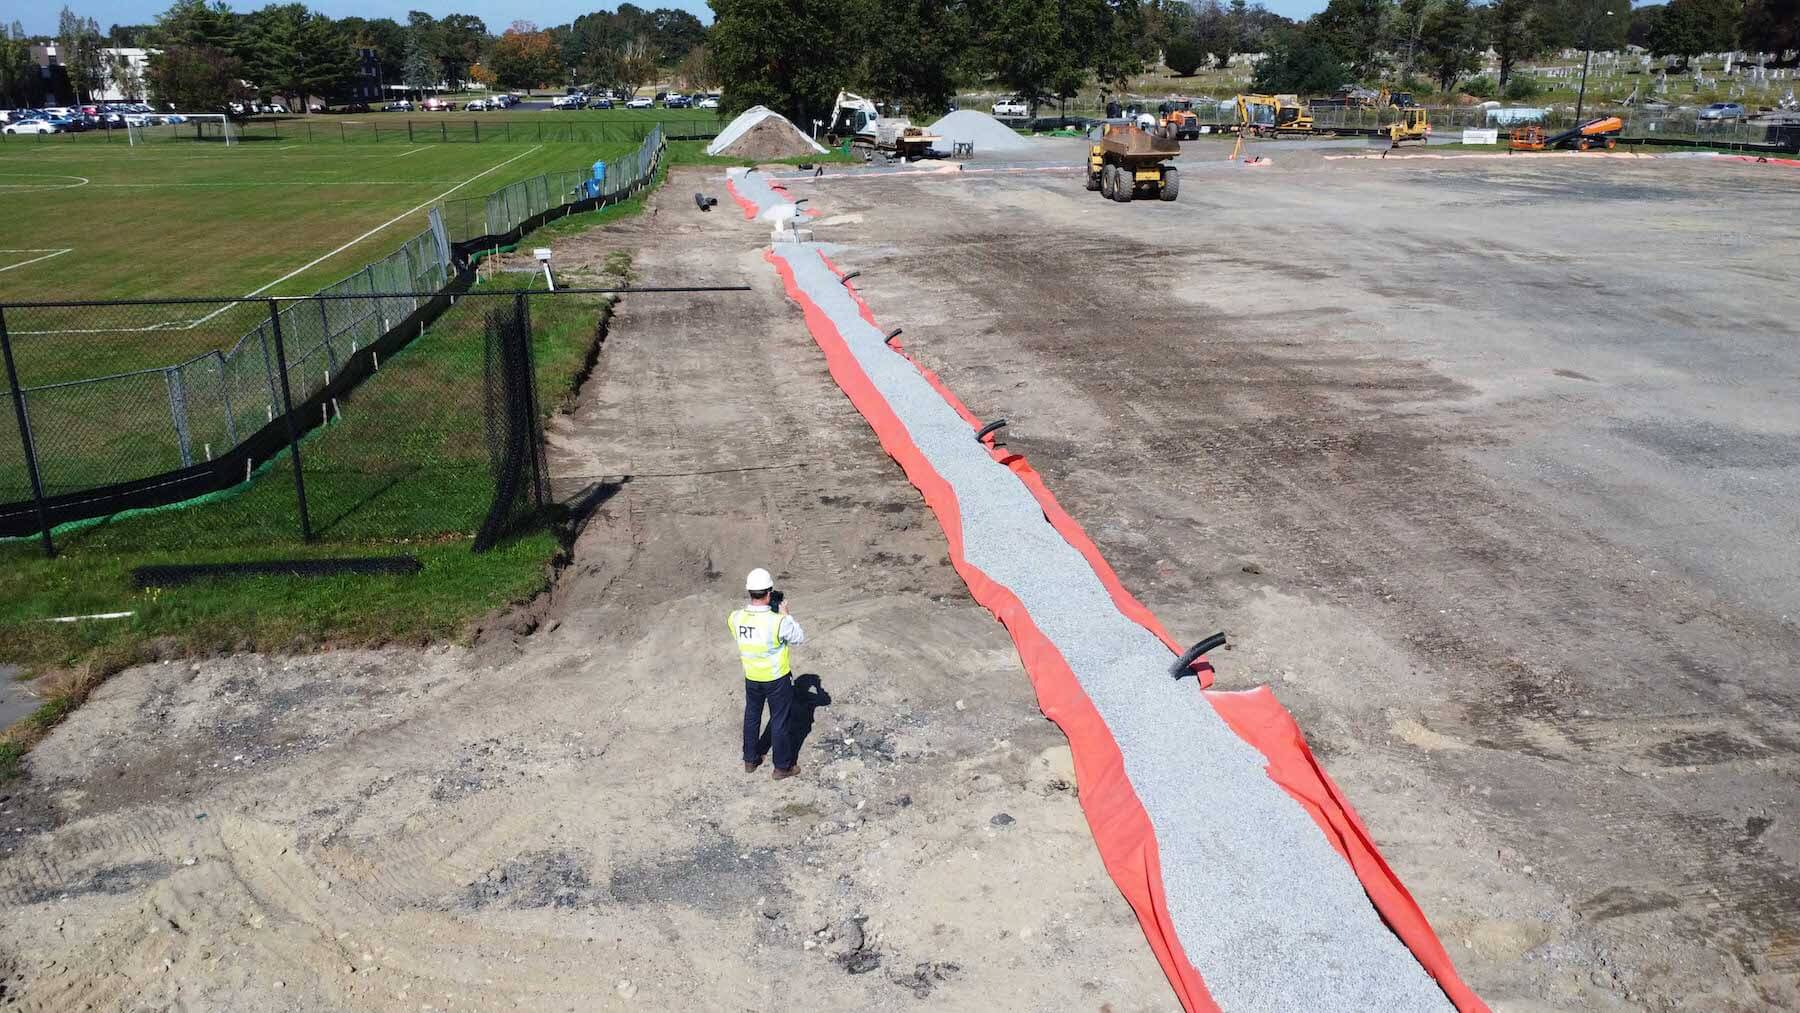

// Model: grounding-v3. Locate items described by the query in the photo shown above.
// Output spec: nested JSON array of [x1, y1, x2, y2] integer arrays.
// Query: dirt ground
[[774, 151, 1799, 1010], [0, 178, 1170, 1009], [3, 154, 1796, 1012]]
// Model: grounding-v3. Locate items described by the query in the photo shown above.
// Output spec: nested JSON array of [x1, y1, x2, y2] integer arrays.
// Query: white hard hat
[[745, 567, 774, 592]]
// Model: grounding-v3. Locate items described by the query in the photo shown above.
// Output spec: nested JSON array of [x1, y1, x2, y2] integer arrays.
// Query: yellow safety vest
[[729, 608, 790, 682]]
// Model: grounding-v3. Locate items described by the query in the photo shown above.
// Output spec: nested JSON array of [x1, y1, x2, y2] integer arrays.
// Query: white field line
[[89, 180, 475, 187], [10, 145, 546, 337], [391, 145, 431, 158], [41, 611, 135, 623], [223, 143, 540, 309], [0, 248, 73, 274]]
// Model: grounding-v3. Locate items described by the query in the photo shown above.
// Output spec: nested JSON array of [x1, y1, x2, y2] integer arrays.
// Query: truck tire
[[1085, 168, 1102, 192], [1099, 165, 1115, 199], [1112, 167, 1133, 202], [1159, 166, 1179, 201]]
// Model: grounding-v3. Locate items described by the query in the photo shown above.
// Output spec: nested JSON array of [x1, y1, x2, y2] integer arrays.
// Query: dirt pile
[[708, 106, 825, 158], [719, 117, 823, 159]]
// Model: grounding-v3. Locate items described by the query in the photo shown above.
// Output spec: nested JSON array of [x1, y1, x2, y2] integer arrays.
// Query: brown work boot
[[771, 765, 800, 781], [744, 757, 763, 773]]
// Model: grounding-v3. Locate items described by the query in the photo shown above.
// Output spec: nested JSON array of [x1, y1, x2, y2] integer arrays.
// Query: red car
[[422, 97, 457, 112]]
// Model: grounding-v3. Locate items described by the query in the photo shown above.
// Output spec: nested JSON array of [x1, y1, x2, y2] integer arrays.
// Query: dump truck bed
[[1099, 126, 1180, 164]]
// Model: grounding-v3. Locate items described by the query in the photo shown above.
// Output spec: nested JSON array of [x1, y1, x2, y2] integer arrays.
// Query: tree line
[[709, 0, 1798, 129], [1, 0, 715, 112], [1252, 0, 1794, 97]]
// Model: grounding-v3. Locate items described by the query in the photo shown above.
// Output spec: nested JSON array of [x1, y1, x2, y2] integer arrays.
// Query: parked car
[[663, 93, 690, 108], [592, 97, 613, 109], [992, 96, 1029, 118], [625, 96, 653, 109], [1697, 102, 1747, 121], [383, 99, 413, 111], [551, 93, 586, 109], [3, 118, 59, 134], [422, 97, 455, 112], [464, 98, 490, 111], [697, 94, 720, 109]]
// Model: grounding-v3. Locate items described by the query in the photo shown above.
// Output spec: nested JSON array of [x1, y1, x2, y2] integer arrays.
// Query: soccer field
[[0, 138, 634, 303]]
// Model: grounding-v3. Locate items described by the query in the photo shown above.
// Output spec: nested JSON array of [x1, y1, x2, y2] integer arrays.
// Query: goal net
[[128, 113, 235, 146]]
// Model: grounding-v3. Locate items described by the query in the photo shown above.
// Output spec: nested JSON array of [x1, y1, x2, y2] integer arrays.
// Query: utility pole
[[1574, 7, 1616, 124]]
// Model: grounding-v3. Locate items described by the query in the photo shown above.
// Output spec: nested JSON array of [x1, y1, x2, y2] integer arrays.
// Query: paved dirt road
[[0, 178, 1171, 1010], [779, 152, 1800, 1010]]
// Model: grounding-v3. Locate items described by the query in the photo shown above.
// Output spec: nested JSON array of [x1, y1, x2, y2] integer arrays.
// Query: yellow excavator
[[1235, 94, 1313, 138]]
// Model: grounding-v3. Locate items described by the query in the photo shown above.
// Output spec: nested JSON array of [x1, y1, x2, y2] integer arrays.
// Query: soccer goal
[[127, 113, 235, 146]]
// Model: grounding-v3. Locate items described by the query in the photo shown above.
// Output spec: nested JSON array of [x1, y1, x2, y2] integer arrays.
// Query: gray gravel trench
[[745, 170, 1454, 1011]]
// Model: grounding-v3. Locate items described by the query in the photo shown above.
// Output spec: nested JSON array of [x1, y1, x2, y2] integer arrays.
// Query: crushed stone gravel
[[768, 240, 1455, 1012]]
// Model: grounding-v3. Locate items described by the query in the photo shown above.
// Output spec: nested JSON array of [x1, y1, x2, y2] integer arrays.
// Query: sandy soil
[[775, 151, 1799, 1011], [0, 175, 1171, 1011]]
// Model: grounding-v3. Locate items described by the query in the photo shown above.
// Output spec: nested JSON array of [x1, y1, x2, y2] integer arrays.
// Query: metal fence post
[[216, 351, 239, 447], [164, 366, 195, 467], [0, 307, 54, 556], [266, 300, 313, 541], [319, 297, 337, 373]]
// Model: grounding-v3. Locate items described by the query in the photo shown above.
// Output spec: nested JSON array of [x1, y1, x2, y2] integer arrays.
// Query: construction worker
[[729, 568, 806, 779]]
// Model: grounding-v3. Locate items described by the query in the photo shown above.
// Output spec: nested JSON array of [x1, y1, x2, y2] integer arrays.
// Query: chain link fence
[[0, 115, 716, 147], [0, 124, 669, 550]]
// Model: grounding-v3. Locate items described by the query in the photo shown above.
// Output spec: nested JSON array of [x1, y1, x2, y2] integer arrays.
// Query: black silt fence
[[474, 295, 548, 552]]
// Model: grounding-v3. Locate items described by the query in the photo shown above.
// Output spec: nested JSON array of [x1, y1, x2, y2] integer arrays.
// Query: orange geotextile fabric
[[760, 225, 1485, 1013]]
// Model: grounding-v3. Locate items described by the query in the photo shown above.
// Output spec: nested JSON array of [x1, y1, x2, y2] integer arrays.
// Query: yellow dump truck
[[1085, 124, 1181, 202]]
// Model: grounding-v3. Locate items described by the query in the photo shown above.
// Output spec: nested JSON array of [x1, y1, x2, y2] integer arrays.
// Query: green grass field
[[0, 138, 644, 304]]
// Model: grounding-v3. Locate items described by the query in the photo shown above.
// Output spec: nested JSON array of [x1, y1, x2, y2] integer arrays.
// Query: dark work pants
[[743, 674, 796, 769]]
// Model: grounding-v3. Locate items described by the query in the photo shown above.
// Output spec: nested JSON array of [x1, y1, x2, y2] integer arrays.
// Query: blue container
[[584, 159, 607, 198]]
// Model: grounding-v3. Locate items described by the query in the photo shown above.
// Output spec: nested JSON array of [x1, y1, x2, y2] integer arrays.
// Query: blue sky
[[24, 0, 1330, 41]]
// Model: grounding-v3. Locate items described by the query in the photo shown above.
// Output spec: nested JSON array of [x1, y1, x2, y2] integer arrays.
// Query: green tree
[[436, 13, 487, 92], [241, 3, 356, 110], [1649, 0, 1744, 69], [152, 0, 239, 51], [402, 11, 437, 96], [674, 41, 716, 90], [1739, 0, 1798, 61], [1418, 0, 1481, 92], [0, 23, 35, 108], [612, 34, 658, 99], [708, 0, 868, 123], [144, 38, 248, 108], [860, 0, 967, 115], [488, 20, 561, 93], [1191, 0, 1236, 70], [338, 16, 408, 89], [58, 7, 106, 103], [1313, 0, 1392, 79], [1252, 22, 1350, 93], [1164, 33, 1207, 76], [1486, 0, 1547, 91]]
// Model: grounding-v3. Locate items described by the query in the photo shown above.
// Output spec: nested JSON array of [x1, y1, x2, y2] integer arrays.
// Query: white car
[[992, 97, 1029, 118], [3, 119, 59, 134], [625, 96, 653, 109], [697, 95, 719, 109]]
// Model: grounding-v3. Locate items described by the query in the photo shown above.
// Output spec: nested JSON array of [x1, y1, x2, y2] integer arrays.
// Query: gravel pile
[[769, 242, 1454, 1012], [925, 110, 1039, 155]]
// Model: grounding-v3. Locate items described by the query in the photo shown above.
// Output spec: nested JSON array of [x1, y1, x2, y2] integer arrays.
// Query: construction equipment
[[1385, 107, 1431, 148], [827, 91, 879, 144], [1159, 99, 1201, 141], [1509, 116, 1623, 152], [1235, 94, 1313, 138], [853, 119, 941, 161], [1084, 123, 1181, 203], [830, 89, 940, 161]]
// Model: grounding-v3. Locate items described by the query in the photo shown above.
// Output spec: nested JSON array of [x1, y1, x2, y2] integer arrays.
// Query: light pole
[[1573, 8, 1616, 124]]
